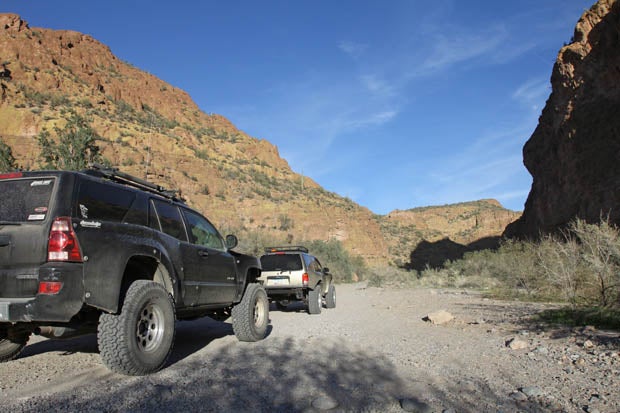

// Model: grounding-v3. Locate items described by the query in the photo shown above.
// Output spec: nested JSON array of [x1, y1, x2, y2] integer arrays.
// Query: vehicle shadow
[[18, 317, 266, 366], [5, 335, 525, 412], [270, 301, 308, 313], [20, 333, 100, 359], [167, 317, 236, 365]]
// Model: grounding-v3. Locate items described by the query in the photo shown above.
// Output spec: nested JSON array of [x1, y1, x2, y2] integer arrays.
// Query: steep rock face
[[505, 0, 620, 238]]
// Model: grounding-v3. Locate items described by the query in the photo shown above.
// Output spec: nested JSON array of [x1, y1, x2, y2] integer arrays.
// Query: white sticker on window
[[28, 214, 46, 221], [30, 180, 52, 187], [79, 204, 89, 218]]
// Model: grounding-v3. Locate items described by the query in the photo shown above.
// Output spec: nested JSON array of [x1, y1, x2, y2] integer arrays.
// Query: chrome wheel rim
[[136, 301, 165, 353], [253, 298, 266, 328]]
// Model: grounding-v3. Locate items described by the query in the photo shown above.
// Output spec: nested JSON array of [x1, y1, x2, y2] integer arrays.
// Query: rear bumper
[[0, 263, 85, 323], [263, 287, 306, 300]]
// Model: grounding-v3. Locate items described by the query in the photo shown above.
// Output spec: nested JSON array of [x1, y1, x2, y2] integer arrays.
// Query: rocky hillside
[[380, 199, 520, 267], [0, 13, 518, 266], [505, 0, 620, 238]]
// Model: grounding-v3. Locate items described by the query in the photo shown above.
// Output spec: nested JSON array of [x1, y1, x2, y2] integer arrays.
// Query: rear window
[[0, 177, 55, 223], [260, 254, 303, 271]]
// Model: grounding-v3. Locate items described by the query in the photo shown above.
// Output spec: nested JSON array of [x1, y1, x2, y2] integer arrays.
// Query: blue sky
[[3, 1, 594, 214]]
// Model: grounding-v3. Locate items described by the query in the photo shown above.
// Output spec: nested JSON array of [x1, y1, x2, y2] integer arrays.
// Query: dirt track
[[1, 283, 619, 412]]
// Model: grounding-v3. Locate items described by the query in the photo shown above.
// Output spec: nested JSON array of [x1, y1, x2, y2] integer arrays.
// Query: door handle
[[198, 250, 209, 258]]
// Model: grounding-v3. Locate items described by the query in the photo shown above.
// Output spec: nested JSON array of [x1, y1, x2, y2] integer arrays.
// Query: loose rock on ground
[[0, 283, 618, 412]]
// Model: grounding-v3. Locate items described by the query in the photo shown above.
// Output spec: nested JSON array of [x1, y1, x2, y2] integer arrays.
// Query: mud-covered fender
[[81, 228, 183, 313], [230, 251, 261, 302]]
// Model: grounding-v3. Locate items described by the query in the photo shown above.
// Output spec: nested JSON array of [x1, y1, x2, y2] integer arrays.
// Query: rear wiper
[[0, 221, 21, 226]]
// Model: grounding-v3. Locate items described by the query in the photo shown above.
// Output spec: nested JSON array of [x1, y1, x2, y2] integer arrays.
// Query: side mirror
[[323, 267, 330, 275], [225, 234, 238, 250]]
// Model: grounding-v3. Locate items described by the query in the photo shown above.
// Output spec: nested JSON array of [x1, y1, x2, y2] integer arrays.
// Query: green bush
[[407, 218, 620, 309], [37, 112, 103, 170], [0, 140, 17, 172], [302, 239, 367, 283]]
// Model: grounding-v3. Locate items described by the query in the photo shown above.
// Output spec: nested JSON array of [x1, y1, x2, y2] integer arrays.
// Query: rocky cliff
[[0, 13, 518, 265], [505, 0, 620, 238]]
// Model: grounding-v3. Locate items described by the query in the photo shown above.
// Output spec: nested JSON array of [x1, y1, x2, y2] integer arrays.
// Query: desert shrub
[[277, 214, 293, 231], [414, 239, 543, 297], [0, 140, 17, 172], [367, 265, 417, 288], [302, 239, 367, 283], [567, 218, 620, 307], [536, 232, 585, 307], [409, 217, 620, 309], [37, 112, 103, 170]]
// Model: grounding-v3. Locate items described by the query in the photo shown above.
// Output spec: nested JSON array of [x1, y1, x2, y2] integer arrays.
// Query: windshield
[[0, 177, 55, 223], [260, 254, 303, 271]]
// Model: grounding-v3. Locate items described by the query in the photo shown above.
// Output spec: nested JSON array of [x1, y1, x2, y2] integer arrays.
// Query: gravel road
[[1, 283, 619, 412]]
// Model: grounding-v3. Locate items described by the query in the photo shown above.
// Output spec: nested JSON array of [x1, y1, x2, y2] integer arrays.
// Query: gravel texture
[[1, 283, 619, 412]]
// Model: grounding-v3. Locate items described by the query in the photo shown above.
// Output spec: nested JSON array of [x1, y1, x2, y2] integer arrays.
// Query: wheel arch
[[115, 254, 177, 314]]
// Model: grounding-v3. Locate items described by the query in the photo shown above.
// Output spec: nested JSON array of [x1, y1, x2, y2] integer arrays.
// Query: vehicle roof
[[6, 168, 185, 205]]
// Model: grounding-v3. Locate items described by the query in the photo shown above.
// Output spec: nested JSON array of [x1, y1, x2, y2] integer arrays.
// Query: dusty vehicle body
[[0, 165, 268, 375]]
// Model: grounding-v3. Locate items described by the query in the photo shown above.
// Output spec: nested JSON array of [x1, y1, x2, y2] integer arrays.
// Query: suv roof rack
[[264, 246, 309, 254], [86, 163, 186, 202]]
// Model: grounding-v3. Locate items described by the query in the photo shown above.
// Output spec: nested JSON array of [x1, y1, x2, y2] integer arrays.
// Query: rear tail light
[[48, 217, 83, 262], [38, 281, 63, 295], [0, 172, 23, 179], [302, 273, 309, 287]]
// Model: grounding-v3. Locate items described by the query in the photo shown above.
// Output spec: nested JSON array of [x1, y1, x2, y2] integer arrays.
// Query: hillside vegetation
[[0, 13, 518, 274]]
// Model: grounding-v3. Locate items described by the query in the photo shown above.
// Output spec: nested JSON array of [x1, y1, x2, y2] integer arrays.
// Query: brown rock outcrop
[[505, 0, 620, 238]]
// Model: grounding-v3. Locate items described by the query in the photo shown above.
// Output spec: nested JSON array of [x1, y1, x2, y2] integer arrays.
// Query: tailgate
[[0, 176, 55, 298]]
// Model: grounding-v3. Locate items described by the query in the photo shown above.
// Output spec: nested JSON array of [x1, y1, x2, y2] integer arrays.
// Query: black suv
[[0, 165, 269, 375]]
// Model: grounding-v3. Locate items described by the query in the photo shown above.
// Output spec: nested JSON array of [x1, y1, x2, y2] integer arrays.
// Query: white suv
[[258, 246, 335, 314]]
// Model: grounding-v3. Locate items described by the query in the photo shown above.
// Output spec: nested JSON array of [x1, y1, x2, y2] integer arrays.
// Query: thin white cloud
[[359, 74, 395, 97], [338, 40, 367, 59], [347, 110, 398, 128], [512, 77, 550, 111], [418, 25, 508, 73], [491, 41, 538, 64]]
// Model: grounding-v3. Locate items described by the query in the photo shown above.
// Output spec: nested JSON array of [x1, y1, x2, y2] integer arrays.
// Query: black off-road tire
[[325, 284, 336, 309], [98, 280, 175, 376], [308, 287, 322, 315], [0, 329, 30, 362], [231, 283, 269, 342]]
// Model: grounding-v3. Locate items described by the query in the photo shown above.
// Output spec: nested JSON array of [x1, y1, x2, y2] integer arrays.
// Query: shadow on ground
[[405, 236, 500, 271], [4, 334, 533, 412], [19, 317, 237, 366]]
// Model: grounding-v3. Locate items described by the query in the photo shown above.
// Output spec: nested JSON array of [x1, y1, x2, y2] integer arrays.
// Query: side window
[[309, 259, 321, 272], [76, 180, 135, 222], [182, 209, 225, 251], [152, 199, 187, 241]]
